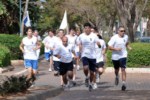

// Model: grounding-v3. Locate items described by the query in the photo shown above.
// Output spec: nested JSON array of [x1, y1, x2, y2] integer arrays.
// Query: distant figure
[[42, 29, 55, 72], [33, 30, 42, 59]]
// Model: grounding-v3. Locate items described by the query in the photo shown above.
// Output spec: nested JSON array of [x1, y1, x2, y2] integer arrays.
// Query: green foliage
[[0, 34, 22, 60], [0, 44, 11, 67], [40, 43, 44, 55], [0, 76, 32, 96], [106, 43, 150, 67]]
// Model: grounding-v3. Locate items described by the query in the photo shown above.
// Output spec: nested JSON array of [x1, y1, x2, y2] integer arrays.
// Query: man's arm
[[108, 46, 122, 51], [19, 41, 24, 53], [33, 39, 41, 50], [126, 42, 132, 50]]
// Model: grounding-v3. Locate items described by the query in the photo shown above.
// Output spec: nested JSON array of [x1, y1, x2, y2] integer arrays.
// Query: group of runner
[[20, 22, 131, 91]]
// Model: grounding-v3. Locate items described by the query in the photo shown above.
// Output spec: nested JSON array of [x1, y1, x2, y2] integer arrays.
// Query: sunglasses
[[120, 30, 125, 32]]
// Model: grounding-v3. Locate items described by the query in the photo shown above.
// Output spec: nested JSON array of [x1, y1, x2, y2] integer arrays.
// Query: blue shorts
[[45, 51, 53, 60], [82, 57, 96, 72], [24, 59, 38, 70], [112, 58, 127, 69]]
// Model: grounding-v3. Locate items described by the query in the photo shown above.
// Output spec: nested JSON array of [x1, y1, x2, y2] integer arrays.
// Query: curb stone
[[105, 67, 150, 73], [0, 66, 14, 74], [14, 87, 63, 100]]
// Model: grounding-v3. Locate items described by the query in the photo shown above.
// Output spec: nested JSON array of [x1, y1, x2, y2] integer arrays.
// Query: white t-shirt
[[79, 33, 99, 59], [22, 36, 38, 60], [108, 34, 128, 60], [42, 36, 56, 53], [66, 35, 77, 49], [95, 39, 106, 63], [74, 35, 80, 52], [53, 37, 63, 61], [53, 44, 73, 63]]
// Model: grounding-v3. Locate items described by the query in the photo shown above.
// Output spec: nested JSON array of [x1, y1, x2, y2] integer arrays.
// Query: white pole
[[20, 0, 29, 37]]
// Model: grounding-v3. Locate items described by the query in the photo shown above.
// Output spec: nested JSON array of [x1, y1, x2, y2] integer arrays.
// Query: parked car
[[140, 37, 150, 43]]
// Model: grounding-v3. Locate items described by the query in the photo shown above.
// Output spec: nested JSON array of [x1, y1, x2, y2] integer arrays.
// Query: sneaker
[[115, 77, 119, 85], [77, 65, 80, 70], [30, 82, 35, 87], [85, 78, 89, 87], [69, 81, 76, 87], [93, 83, 98, 89], [96, 77, 100, 83], [54, 71, 59, 76], [89, 84, 93, 92], [121, 84, 126, 91], [63, 84, 70, 91], [48, 68, 52, 72]]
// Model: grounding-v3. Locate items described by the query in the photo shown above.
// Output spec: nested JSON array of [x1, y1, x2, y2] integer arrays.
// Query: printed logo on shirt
[[124, 39, 126, 42], [90, 38, 92, 41], [69, 49, 71, 52]]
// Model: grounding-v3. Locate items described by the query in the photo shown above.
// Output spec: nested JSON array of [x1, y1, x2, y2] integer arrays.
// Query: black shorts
[[82, 57, 96, 72], [59, 61, 73, 75], [96, 61, 104, 68], [53, 61, 60, 71], [112, 58, 127, 69]]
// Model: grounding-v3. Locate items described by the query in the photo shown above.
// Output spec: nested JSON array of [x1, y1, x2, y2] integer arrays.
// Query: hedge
[[0, 44, 11, 67], [0, 34, 22, 60], [106, 43, 150, 67]]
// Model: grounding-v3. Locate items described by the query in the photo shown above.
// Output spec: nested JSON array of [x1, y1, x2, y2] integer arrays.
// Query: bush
[[0, 34, 22, 60], [106, 43, 150, 67], [0, 44, 11, 67], [0, 76, 33, 96]]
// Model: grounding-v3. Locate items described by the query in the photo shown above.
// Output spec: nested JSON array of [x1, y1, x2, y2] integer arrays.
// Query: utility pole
[[20, 0, 29, 37]]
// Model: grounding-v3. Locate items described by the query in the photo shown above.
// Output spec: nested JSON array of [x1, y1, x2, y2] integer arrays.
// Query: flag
[[59, 10, 69, 34], [23, 11, 31, 27]]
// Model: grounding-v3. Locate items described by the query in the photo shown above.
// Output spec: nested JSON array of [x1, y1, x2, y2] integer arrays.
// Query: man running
[[78, 23, 101, 91], [42, 29, 55, 72], [53, 29, 65, 86], [20, 27, 41, 83], [74, 30, 81, 70], [108, 26, 132, 91], [95, 35, 107, 83], [53, 36, 76, 90], [66, 27, 78, 81]]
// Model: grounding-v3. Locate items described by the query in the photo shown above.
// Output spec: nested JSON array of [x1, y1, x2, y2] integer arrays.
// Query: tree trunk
[[147, 19, 150, 36], [127, 21, 135, 42]]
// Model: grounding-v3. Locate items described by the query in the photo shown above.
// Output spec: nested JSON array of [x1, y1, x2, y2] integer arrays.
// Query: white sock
[[116, 75, 119, 78], [86, 76, 89, 79], [122, 81, 126, 85]]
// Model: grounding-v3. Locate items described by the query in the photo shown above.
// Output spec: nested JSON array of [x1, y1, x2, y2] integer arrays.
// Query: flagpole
[[59, 10, 69, 34], [19, 0, 22, 36], [20, 0, 29, 37]]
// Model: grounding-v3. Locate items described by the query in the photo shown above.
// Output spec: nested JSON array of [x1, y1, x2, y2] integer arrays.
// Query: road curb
[[14, 87, 63, 100], [0, 66, 14, 74], [105, 67, 150, 73]]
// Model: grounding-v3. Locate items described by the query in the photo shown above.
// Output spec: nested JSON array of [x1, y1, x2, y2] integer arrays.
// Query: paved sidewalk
[[1, 59, 150, 100]]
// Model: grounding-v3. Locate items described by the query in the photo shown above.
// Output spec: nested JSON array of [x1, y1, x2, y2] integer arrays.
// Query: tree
[[0, 0, 41, 34], [61, 0, 117, 36], [114, 0, 148, 42], [36, 0, 64, 33]]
